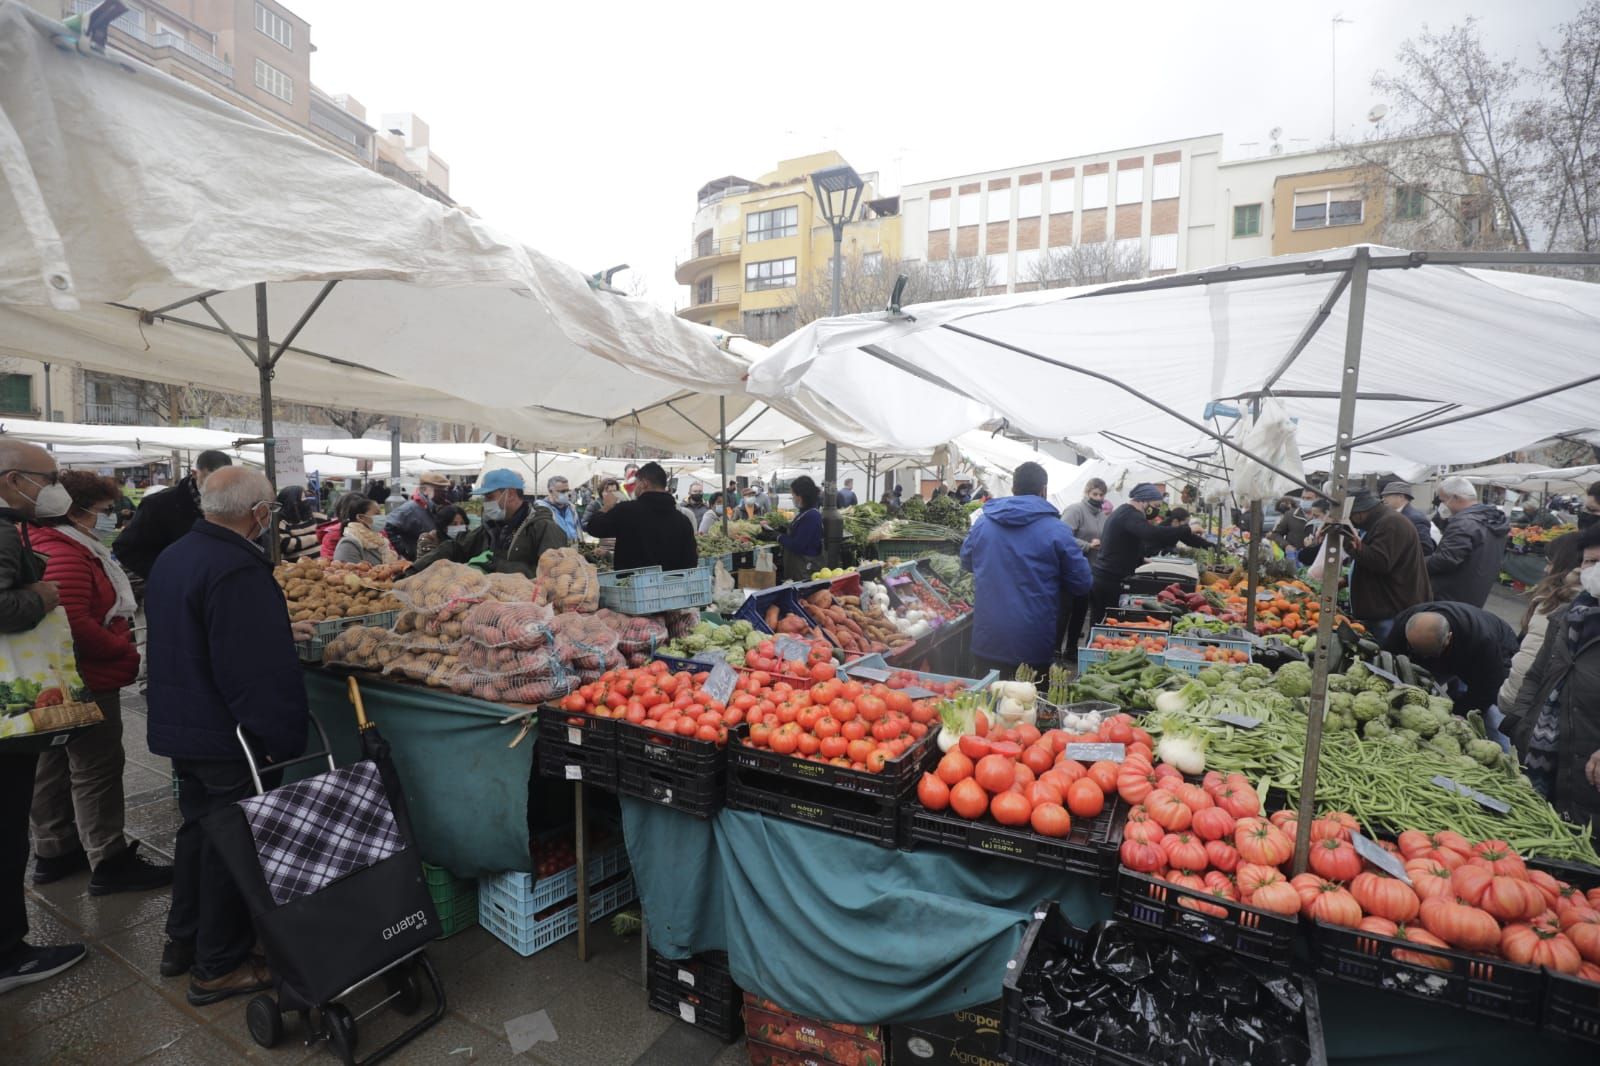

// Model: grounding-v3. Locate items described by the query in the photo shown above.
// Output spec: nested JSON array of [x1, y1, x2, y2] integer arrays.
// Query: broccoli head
[[1396, 702, 1448, 739], [1240, 663, 1273, 681], [1362, 718, 1393, 741], [1467, 738, 1504, 768], [1347, 661, 1371, 681], [1273, 662, 1313, 698], [1352, 691, 1388, 723], [1197, 667, 1226, 688], [1328, 692, 1355, 716], [1383, 731, 1418, 752], [1426, 733, 1463, 759], [1427, 696, 1455, 717]]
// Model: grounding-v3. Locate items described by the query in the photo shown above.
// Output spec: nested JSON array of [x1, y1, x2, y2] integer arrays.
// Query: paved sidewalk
[[6, 692, 747, 1066]]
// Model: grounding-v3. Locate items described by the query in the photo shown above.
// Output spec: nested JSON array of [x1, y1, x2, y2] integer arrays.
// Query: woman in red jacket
[[28, 472, 171, 895]]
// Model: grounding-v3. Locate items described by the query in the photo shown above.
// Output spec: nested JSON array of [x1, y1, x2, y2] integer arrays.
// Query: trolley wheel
[[323, 1002, 358, 1065], [245, 994, 282, 1049], [388, 962, 424, 1017]]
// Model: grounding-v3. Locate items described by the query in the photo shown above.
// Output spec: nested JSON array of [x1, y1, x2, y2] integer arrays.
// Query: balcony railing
[[678, 236, 740, 265], [690, 284, 742, 307], [75, 1, 234, 79], [84, 401, 142, 425]]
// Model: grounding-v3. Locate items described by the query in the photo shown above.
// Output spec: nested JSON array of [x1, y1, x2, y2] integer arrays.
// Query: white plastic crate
[[477, 838, 630, 919]]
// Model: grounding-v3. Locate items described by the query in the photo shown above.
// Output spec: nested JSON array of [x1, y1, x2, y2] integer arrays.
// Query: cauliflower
[[1396, 703, 1448, 739], [1273, 662, 1313, 698], [1352, 691, 1388, 723], [1362, 718, 1392, 740], [1239, 663, 1273, 681], [1467, 738, 1504, 768]]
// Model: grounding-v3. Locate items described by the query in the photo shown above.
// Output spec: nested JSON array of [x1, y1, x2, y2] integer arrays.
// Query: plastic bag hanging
[[1229, 398, 1306, 506]]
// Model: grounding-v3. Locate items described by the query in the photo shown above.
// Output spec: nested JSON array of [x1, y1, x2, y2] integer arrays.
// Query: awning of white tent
[[0, 4, 754, 451], [747, 245, 1600, 473]]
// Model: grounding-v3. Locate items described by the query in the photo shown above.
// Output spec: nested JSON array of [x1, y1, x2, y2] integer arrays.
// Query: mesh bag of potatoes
[[461, 600, 555, 650], [379, 633, 465, 688], [392, 561, 490, 621], [482, 572, 537, 603], [593, 609, 667, 658], [534, 548, 599, 613], [321, 625, 406, 672]]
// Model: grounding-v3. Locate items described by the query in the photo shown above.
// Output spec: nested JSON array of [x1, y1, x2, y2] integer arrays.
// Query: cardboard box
[[738, 569, 777, 590], [889, 1000, 1004, 1066]]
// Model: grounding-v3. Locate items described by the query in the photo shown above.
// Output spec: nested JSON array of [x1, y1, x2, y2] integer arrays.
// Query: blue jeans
[[1484, 704, 1514, 754], [1362, 617, 1395, 645]]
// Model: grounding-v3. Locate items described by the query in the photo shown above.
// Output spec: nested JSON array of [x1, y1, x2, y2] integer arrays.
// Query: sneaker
[[0, 943, 88, 996], [187, 959, 273, 1006], [88, 842, 173, 896], [31, 848, 89, 885], [160, 939, 195, 978]]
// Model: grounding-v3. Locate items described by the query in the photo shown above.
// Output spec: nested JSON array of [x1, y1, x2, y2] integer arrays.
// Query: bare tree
[[1025, 241, 1149, 289], [1523, 1, 1600, 261], [326, 409, 387, 438], [1341, 20, 1533, 251], [785, 251, 995, 326]]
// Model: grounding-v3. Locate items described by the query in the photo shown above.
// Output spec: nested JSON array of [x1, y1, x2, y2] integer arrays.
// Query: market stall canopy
[[746, 246, 1600, 471], [0, 4, 754, 449]]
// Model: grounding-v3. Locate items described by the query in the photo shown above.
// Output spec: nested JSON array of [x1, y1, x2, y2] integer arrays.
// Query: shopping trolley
[[204, 678, 446, 1064]]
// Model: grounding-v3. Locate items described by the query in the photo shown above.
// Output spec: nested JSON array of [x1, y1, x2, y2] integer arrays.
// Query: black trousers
[[975, 656, 1053, 683], [0, 751, 39, 959], [167, 759, 257, 981], [1088, 573, 1121, 631], [1062, 595, 1091, 652]]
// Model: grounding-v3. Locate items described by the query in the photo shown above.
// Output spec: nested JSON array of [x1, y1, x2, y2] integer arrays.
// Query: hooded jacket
[[960, 495, 1093, 666], [1426, 503, 1511, 607], [583, 491, 698, 573], [32, 525, 140, 692], [413, 500, 566, 577]]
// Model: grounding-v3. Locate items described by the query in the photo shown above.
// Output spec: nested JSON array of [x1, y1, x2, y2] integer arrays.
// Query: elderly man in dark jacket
[[585, 462, 697, 572], [1337, 492, 1432, 644], [1380, 481, 1435, 556], [1427, 477, 1510, 607], [145, 467, 311, 1006], [1507, 527, 1600, 832], [0, 441, 88, 996], [1383, 600, 1519, 715], [111, 450, 232, 579]]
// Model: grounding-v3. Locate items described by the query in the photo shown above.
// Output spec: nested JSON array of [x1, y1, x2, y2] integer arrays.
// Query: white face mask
[[1581, 564, 1600, 599], [482, 499, 505, 521], [446, 524, 469, 539], [95, 511, 116, 535], [1436, 502, 1452, 519], [554, 492, 570, 505], [30, 478, 72, 519], [248, 502, 271, 547]]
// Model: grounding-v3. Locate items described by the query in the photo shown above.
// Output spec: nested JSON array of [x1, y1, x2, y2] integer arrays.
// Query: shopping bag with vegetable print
[[0, 607, 103, 746]]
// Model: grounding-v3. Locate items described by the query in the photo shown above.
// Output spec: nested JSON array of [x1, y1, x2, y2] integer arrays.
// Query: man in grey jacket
[[1059, 478, 1109, 651], [0, 441, 87, 995], [1427, 477, 1511, 608]]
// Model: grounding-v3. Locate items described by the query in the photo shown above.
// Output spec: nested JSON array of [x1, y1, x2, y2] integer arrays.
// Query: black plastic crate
[[1544, 972, 1600, 1046], [647, 948, 739, 1009], [1100, 605, 1179, 626], [726, 763, 901, 847], [1002, 901, 1327, 1066], [1122, 574, 1192, 597], [1113, 867, 1299, 970], [536, 706, 619, 753], [727, 723, 936, 801], [616, 718, 725, 769], [647, 978, 742, 1042], [901, 797, 1126, 885], [535, 737, 617, 790], [616, 752, 724, 818], [1307, 918, 1544, 1024]]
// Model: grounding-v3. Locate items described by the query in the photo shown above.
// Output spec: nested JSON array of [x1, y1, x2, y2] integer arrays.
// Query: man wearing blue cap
[[412, 469, 567, 576], [1088, 483, 1210, 624]]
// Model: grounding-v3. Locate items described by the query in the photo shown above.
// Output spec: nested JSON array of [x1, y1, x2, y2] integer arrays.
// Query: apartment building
[[900, 133, 1496, 295], [10, 1, 455, 427], [675, 152, 902, 343]]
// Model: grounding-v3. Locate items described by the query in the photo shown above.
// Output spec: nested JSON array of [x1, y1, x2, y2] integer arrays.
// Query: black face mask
[[690, 494, 703, 504], [1580, 511, 1599, 530]]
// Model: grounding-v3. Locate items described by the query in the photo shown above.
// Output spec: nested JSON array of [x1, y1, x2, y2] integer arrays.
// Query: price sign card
[[846, 665, 892, 682], [901, 686, 940, 700], [1365, 663, 1404, 686], [1430, 775, 1512, 815], [704, 662, 739, 706], [1351, 830, 1411, 884], [1214, 712, 1261, 729], [775, 635, 811, 662], [1066, 742, 1126, 763]]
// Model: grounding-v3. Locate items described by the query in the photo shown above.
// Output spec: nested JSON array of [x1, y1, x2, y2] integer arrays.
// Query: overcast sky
[[289, 0, 1578, 312]]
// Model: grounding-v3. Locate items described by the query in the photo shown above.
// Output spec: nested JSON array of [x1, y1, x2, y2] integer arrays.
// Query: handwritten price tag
[[775, 635, 811, 662], [703, 662, 738, 706], [1351, 831, 1411, 884], [846, 665, 891, 682], [1214, 712, 1261, 730], [1066, 742, 1126, 763], [1431, 775, 1512, 815]]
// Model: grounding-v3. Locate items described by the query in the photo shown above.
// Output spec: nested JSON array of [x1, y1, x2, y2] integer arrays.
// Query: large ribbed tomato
[[1351, 871, 1420, 923], [1308, 838, 1361, 882], [1501, 923, 1582, 973], [1420, 896, 1502, 953]]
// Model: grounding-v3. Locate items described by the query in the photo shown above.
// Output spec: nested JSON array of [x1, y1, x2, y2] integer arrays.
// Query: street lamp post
[[811, 164, 865, 567]]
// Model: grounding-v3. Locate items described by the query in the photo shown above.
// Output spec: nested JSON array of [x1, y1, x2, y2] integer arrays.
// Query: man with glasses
[[0, 441, 89, 995], [142, 468, 313, 1005], [113, 449, 233, 580]]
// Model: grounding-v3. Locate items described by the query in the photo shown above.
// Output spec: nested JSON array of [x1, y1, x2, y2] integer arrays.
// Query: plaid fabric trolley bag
[[205, 678, 445, 1064]]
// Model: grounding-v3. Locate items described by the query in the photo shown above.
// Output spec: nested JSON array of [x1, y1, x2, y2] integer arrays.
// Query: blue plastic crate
[[477, 838, 631, 919], [840, 652, 998, 692], [1162, 649, 1210, 676], [1168, 633, 1254, 661], [732, 587, 816, 636], [598, 566, 713, 614], [478, 873, 636, 957]]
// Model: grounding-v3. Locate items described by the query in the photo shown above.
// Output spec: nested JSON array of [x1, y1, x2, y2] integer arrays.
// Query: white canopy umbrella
[[0, 3, 756, 460]]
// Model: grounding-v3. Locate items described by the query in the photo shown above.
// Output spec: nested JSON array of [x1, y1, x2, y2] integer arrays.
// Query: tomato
[[846, 738, 874, 764], [918, 772, 950, 811], [884, 690, 913, 715], [1162, 831, 1209, 873], [625, 705, 647, 724], [810, 661, 837, 683], [936, 750, 974, 786], [1065, 778, 1105, 819], [675, 717, 699, 737], [871, 718, 904, 743], [1020, 744, 1054, 776], [1120, 839, 1165, 873], [1015, 724, 1042, 748], [1052, 758, 1086, 784], [907, 701, 935, 724], [972, 710, 989, 738], [798, 707, 821, 732], [695, 725, 719, 742], [1234, 818, 1293, 866], [949, 778, 988, 819], [1027, 781, 1063, 808], [1190, 806, 1235, 842], [1350, 871, 1419, 924], [810, 681, 839, 706], [769, 723, 801, 755], [865, 749, 890, 773], [820, 736, 850, 760], [1030, 802, 1071, 838], [1101, 718, 1134, 744], [989, 740, 1021, 759], [830, 698, 857, 723], [856, 695, 887, 723], [814, 715, 841, 740], [1308, 838, 1362, 882], [1205, 839, 1239, 873], [748, 722, 772, 747], [841, 719, 868, 741], [1145, 789, 1192, 832], [991, 790, 1033, 827], [973, 754, 1016, 794], [1085, 760, 1118, 794], [796, 732, 821, 756]]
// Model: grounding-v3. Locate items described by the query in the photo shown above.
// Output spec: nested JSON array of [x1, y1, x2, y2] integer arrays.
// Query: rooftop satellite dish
[[1368, 104, 1388, 123]]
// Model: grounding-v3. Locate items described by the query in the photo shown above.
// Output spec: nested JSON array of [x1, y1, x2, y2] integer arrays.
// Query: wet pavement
[[8, 692, 748, 1066]]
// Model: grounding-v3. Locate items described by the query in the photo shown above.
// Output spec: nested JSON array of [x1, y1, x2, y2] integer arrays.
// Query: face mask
[[29, 479, 72, 519], [1436, 502, 1452, 519], [446, 524, 469, 540], [95, 511, 116, 535], [690, 494, 703, 504], [555, 492, 570, 505], [1298, 498, 1314, 511], [1581, 564, 1600, 599], [248, 503, 271, 547], [483, 499, 505, 522]]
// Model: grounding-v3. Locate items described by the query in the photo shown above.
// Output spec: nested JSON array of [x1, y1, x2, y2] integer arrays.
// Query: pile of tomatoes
[[1088, 634, 1168, 652], [915, 712, 1150, 839], [885, 670, 968, 697], [741, 675, 939, 773], [741, 638, 837, 677]]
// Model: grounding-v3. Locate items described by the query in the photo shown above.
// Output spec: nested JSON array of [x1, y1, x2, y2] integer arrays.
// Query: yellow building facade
[[675, 152, 901, 342]]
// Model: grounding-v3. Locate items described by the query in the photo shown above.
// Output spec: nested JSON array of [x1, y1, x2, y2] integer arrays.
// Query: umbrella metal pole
[[720, 397, 729, 537], [574, 781, 589, 962], [1245, 502, 1261, 631], [255, 284, 280, 565], [1292, 248, 1369, 875]]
